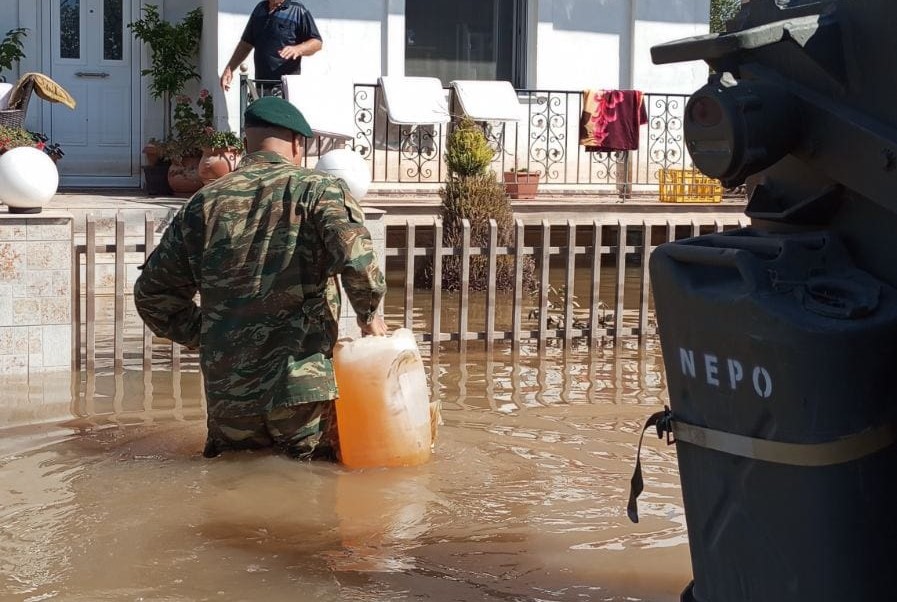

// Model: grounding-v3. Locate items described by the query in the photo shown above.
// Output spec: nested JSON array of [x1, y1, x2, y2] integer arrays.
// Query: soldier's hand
[[359, 315, 388, 337]]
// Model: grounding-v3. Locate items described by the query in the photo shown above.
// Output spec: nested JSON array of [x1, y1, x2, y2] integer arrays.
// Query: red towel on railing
[[579, 89, 647, 152]]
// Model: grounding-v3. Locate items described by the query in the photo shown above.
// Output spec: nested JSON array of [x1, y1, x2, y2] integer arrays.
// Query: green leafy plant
[[128, 5, 203, 138], [445, 117, 495, 177], [200, 128, 243, 152], [162, 90, 213, 162], [0, 28, 27, 81]]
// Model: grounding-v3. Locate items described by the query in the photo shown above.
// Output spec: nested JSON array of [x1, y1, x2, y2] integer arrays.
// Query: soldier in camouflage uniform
[[134, 97, 387, 461]]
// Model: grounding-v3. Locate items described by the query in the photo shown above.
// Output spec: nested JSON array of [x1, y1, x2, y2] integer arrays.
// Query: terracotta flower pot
[[167, 156, 204, 197], [503, 170, 541, 200], [198, 146, 242, 184]]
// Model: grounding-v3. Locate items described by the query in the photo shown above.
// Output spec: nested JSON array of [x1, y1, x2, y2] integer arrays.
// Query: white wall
[[632, 0, 710, 94], [533, 0, 709, 93], [535, 0, 630, 90]]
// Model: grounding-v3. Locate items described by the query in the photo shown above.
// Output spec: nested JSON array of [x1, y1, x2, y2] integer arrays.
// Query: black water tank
[[649, 228, 897, 601]]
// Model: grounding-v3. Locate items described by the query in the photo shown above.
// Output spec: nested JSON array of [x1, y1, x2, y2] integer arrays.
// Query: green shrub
[[416, 175, 536, 291], [0, 28, 27, 82], [440, 175, 534, 291], [445, 117, 494, 177]]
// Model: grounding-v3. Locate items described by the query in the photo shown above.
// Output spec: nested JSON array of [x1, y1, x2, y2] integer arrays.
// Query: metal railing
[[73, 212, 748, 373], [240, 75, 693, 194]]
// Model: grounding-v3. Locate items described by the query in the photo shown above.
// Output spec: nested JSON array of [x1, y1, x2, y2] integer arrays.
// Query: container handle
[[702, 234, 788, 258], [800, 275, 881, 319], [662, 245, 760, 292]]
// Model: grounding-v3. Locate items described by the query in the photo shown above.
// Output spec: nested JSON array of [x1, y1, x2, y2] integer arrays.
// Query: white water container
[[333, 329, 433, 468]]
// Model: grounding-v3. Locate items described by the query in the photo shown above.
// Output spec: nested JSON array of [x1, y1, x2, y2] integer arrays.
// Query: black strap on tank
[[627, 406, 674, 524], [627, 408, 897, 524]]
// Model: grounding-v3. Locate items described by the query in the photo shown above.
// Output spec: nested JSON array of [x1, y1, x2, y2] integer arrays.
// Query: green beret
[[244, 96, 313, 138]]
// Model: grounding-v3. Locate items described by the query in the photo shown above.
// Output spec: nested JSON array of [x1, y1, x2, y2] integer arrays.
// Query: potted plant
[[128, 5, 202, 195], [164, 90, 212, 195], [198, 128, 244, 184], [0, 27, 27, 82], [502, 167, 541, 200]]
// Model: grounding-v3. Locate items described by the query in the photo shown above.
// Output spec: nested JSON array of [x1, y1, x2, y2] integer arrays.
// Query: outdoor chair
[[449, 80, 524, 123], [377, 76, 451, 158], [0, 77, 34, 128], [450, 80, 526, 175], [378, 76, 451, 126], [281, 73, 355, 154]]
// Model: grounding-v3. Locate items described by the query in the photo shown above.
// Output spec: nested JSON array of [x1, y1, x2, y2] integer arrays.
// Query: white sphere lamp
[[0, 147, 59, 214], [315, 149, 372, 200]]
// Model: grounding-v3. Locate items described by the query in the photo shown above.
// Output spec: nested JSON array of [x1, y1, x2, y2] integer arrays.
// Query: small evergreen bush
[[445, 117, 494, 177], [418, 118, 535, 292]]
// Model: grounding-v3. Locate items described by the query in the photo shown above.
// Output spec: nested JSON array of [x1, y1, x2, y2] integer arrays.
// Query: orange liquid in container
[[333, 329, 433, 468]]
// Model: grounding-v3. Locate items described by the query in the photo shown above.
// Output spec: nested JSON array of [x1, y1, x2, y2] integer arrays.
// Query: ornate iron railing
[[240, 75, 693, 194]]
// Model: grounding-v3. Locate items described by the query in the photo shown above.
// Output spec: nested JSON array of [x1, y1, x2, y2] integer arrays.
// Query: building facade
[[0, 0, 709, 188]]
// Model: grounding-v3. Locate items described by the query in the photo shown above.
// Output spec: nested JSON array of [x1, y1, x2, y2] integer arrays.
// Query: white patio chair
[[281, 74, 355, 153], [450, 80, 524, 122], [378, 76, 451, 125]]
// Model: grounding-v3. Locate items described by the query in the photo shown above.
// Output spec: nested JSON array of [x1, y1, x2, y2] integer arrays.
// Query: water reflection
[[0, 346, 688, 602]]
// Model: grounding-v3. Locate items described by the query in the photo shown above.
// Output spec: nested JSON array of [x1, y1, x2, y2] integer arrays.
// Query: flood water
[[0, 340, 690, 602]]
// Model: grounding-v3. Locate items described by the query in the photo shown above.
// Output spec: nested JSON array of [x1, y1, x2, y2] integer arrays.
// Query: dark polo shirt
[[241, 1, 322, 81]]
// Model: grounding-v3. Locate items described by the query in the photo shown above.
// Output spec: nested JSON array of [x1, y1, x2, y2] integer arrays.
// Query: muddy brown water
[[0, 339, 690, 602]]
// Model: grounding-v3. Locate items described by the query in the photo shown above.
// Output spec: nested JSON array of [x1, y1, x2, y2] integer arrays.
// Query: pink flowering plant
[[163, 89, 244, 159], [164, 89, 214, 162]]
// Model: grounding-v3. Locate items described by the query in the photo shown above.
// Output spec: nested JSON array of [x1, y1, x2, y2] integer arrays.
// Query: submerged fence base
[[73, 211, 747, 376]]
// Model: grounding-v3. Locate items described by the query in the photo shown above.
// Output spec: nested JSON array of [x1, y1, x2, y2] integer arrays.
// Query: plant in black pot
[[128, 5, 202, 195]]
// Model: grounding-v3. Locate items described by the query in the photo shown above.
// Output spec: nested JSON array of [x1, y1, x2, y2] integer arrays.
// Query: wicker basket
[[0, 79, 34, 129], [0, 109, 26, 128], [658, 168, 723, 203]]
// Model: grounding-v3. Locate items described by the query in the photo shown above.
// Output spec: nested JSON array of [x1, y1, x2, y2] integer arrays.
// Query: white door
[[46, 0, 138, 186]]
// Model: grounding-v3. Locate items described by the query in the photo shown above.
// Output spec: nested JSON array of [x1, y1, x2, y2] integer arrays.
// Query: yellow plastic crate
[[658, 168, 723, 203]]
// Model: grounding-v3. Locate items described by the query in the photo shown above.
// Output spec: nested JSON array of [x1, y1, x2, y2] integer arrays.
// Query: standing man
[[220, 0, 323, 94], [134, 97, 387, 461]]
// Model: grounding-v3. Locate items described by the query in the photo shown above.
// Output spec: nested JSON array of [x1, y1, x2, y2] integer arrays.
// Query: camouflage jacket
[[134, 151, 386, 418]]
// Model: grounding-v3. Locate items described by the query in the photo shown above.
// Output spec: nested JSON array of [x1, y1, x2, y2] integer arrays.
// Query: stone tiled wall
[[0, 211, 73, 375]]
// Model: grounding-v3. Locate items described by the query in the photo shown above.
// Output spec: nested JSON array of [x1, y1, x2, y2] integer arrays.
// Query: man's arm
[[313, 182, 387, 331], [134, 208, 202, 348], [220, 40, 254, 92]]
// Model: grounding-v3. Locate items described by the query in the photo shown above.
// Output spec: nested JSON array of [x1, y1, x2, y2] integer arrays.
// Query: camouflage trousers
[[204, 400, 340, 462]]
